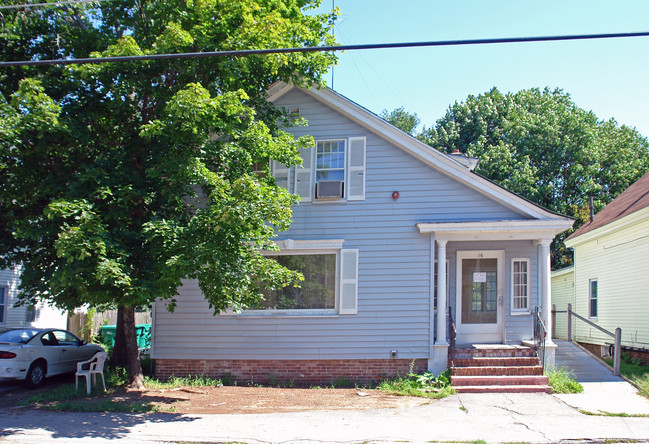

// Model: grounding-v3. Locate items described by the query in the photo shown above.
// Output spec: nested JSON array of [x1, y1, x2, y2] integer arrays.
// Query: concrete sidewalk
[[553, 339, 649, 414], [1, 392, 649, 444]]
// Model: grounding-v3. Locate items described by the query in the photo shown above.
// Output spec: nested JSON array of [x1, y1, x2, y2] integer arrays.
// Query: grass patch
[[43, 398, 159, 413], [144, 374, 224, 390], [579, 409, 649, 418], [546, 366, 583, 394], [603, 355, 649, 398], [378, 368, 454, 399], [19, 366, 160, 413]]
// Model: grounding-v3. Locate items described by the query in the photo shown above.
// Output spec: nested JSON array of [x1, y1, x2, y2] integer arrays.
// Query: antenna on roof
[[331, 0, 335, 90]]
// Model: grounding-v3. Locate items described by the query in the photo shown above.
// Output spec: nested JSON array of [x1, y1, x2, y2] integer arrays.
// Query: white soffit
[[416, 220, 574, 241]]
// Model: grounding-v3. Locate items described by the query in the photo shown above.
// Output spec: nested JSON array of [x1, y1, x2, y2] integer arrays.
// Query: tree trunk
[[114, 305, 145, 389], [112, 307, 128, 368]]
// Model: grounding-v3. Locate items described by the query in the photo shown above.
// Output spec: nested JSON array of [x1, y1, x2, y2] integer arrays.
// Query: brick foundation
[[578, 342, 649, 366], [155, 358, 427, 386]]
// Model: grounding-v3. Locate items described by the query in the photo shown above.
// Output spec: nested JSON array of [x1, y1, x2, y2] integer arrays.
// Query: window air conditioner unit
[[316, 180, 344, 199]]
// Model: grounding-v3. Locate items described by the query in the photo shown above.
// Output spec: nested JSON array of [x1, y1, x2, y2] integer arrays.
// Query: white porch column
[[429, 238, 449, 374], [436, 239, 448, 345], [539, 238, 556, 367]]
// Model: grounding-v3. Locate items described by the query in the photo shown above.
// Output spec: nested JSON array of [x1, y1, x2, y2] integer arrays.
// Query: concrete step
[[452, 365, 544, 377], [454, 384, 551, 394], [453, 356, 541, 367], [451, 375, 549, 387], [453, 347, 537, 359]]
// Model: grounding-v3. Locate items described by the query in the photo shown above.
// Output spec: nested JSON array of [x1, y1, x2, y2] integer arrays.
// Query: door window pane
[[462, 258, 497, 324]]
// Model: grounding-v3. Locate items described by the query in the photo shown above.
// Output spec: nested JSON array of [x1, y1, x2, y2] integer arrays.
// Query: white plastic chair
[[75, 351, 108, 395]]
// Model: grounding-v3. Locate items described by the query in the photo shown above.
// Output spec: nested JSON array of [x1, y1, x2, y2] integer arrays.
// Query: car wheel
[[26, 361, 46, 388]]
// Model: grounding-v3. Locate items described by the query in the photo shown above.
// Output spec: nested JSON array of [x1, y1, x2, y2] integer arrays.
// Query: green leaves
[[0, 0, 336, 314], [418, 87, 649, 267]]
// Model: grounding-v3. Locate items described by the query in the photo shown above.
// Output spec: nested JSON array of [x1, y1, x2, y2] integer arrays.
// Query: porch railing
[[448, 307, 457, 367], [566, 303, 621, 376], [533, 306, 547, 372]]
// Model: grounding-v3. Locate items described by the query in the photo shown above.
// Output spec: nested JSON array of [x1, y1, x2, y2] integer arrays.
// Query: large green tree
[[0, 0, 336, 387], [416, 87, 649, 267]]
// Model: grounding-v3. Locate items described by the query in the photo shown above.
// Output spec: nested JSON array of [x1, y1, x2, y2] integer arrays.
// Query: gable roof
[[567, 170, 649, 241], [268, 83, 574, 226]]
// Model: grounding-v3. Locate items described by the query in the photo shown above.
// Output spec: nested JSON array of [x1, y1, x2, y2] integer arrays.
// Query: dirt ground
[[116, 385, 428, 414], [2, 376, 428, 414]]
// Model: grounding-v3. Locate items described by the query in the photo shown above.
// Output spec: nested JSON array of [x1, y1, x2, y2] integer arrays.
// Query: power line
[[1, 31, 649, 67], [0, 0, 112, 9]]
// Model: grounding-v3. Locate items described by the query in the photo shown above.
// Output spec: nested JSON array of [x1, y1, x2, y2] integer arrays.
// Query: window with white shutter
[[271, 136, 366, 203], [294, 147, 313, 202], [346, 137, 366, 201], [270, 160, 291, 193], [339, 249, 359, 314], [223, 244, 359, 316]]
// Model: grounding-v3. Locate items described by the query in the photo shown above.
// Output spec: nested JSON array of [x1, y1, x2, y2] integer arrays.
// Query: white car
[[0, 328, 105, 387]]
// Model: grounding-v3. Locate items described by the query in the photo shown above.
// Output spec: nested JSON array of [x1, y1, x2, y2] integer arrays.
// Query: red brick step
[[450, 345, 549, 394]]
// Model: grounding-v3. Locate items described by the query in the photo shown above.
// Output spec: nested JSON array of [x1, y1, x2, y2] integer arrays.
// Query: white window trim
[[312, 138, 347, 203], [589, 278, 598, 319], [0, 287, 6, 324], [511, 258, 531, 315], [224, 240, 353, 317]]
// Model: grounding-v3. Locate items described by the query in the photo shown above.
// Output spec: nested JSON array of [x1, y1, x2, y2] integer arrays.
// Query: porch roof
[[416, 219, 574, 241]]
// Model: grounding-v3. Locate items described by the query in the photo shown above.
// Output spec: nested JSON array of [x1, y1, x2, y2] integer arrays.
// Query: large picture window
[[511, 258, 530, 313], [259, 254, 337, 310], [589, 278, 598, 318]]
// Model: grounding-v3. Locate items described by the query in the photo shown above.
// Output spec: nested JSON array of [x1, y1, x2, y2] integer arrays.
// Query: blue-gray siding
[[152, 89, 532, 360]]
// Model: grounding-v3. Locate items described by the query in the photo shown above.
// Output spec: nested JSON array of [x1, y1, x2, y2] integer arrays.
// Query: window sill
[[510, 311, 532, 316], [233, 309, 340, 318], [310, 198, 347, 205]]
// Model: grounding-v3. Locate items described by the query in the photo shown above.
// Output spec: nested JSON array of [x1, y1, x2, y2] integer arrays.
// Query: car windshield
[[0, 329, 41, 344]]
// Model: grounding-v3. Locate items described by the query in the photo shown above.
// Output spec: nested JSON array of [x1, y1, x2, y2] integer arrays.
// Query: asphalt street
[[1, 391, 649, 444]]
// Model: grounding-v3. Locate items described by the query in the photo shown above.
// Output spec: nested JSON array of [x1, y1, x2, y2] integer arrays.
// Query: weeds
[[378, 369, 454, 399], [546, 367, 583, 394], [144, 374, 223, 390], [43, 399, 159, 413], [604, 355, 649, 398], [579, 409, 649, 418]]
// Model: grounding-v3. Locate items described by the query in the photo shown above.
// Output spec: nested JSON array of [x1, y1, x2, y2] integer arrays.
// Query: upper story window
[[271, 136, 366, 203]]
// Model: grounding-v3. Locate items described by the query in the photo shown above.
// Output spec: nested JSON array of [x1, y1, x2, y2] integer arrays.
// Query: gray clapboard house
[[151, 84, 573, 386]]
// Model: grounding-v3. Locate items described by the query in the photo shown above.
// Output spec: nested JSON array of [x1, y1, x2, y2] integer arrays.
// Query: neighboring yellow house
[[551, 266, 573, 340], [562, 171, 649, 361]]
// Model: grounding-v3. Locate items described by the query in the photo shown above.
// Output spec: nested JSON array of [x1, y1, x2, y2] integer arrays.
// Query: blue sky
[[312, 0, 649, 137]]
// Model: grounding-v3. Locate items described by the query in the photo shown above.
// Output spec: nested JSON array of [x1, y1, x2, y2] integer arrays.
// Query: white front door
[[455, 250, 504, 344]]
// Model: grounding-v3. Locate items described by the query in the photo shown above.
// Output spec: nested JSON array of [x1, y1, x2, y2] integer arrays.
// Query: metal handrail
[[567, 303, 621, 376], [448, 307, 457, 367], [533, 306, 547, 372]]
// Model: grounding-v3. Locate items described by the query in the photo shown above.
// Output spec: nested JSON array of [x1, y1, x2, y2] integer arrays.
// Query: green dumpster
[[100, 323, 151, 349], [100, 325, 117, 347]]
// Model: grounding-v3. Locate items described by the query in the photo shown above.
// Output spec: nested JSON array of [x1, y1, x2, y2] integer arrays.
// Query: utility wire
[[1, 31, 649, 67], [0, 0, 112, 9]]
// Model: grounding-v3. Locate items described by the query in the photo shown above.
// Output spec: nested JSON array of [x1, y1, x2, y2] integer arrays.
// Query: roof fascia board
[[565, 205, 649, 248], [416, 220, 574, 241], [278, 84, 566, 221], [551, 266, 574, 278]]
